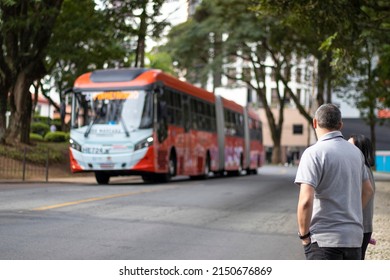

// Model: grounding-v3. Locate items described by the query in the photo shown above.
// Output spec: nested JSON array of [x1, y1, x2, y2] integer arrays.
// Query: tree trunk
[[135, 2, 148, 68], [272, 142, 282, 164], [0, 86, 7, 144], [0, 66, 12, 144], [212, 32, 223, 89], [255, 87, 282, 164], [6, 70, 33, 144], [326, 52, 332, 103], [317, 59, 326, 107]]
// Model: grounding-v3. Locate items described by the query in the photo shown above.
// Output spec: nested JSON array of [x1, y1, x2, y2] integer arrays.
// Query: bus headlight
[[134, 136, 153, 151], [69, 138, 82, 152]]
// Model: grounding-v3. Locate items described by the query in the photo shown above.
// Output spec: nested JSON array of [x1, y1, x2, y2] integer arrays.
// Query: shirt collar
[[318, 131, 344, 142]]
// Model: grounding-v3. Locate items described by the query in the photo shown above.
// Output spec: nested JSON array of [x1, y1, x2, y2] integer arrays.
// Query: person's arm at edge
[[297, 183, 314, 245], [362, 179, 373, 209]]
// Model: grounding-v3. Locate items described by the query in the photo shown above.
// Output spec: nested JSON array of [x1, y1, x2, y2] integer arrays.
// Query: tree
[[164, 0, 313, 163], [163, 19, 212, 88], [44, 0, 127, 130], [331, 1, 390, 158], [0, 0, 64, 144], [102, 0, 169, 68], [335, 41, 383, 157], [255, 0, 353, 107], [257, 0, 390, 148], [376, 44, 390, 107]]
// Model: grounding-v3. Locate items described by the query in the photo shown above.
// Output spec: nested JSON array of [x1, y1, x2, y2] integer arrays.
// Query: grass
[[0, 141, 69, 165], [0, 141, 74, 179]]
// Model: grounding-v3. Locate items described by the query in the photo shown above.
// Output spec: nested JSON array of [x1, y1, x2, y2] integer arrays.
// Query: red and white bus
[[68, 68, 264, 184]]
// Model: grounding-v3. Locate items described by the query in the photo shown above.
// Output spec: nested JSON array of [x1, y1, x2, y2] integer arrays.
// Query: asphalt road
[[0, 166, 304, 260]]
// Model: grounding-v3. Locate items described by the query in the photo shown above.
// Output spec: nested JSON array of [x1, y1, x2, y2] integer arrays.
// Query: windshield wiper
[[84, 117, 97, 138], [119, 115, 130, 137]]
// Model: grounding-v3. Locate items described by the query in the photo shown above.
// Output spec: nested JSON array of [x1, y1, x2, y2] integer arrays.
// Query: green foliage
[[33, 115, 51, 124], [146, 51, 174, 74], [31, 122, 50, 137], [52, 118, 62, 127], [44, 131, 69, 142], [30, 133, 44, 142], [0, 142, 67, 164], [163, 19, 211, 86], [319, 33, 338, 53], [0, 0, 64, 144], [256, 0, 390, 76], [378, 47, 390, 75], [46, 0, 128, 94]]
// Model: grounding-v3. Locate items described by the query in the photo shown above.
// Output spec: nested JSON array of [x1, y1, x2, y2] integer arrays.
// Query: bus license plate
[[82, 147, 110, 154]]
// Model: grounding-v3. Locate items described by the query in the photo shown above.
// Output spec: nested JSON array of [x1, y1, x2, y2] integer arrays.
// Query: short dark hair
[[314, 103, 342, 130], [349, 134, 375, 167]]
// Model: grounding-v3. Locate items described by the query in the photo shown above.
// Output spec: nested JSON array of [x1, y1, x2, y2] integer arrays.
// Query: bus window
[[157, 90, 168, 143], [190, 99, 198, 130], [182, 95, 190, 132], [139, 92, 153, 129], [94, 99, 124, 125], [71, 90, 151, 132], [72, 93, 91, 128]]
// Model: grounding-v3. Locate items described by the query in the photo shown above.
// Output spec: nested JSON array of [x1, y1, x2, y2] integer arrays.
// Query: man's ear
[[312, 118, 317, 129], [339, 121, 343, 130]]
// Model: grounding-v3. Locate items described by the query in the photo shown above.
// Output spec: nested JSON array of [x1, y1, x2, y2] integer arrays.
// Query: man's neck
[[316, 128, 338, 140]]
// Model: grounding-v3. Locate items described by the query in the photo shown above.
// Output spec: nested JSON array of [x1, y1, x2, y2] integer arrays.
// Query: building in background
[[34, 94, 56, 120]]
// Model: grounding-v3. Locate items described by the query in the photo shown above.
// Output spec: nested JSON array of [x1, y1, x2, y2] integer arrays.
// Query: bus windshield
[[72, 90, 153, 133]]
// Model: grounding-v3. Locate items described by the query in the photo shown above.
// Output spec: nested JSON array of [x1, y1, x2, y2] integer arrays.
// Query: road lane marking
[[32, 185, 178, 211]]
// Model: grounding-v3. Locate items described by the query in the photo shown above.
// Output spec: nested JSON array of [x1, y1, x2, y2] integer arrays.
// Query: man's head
[[313, 103, 343, 132]]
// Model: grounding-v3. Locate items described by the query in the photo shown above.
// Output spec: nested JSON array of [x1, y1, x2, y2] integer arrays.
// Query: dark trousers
[[361, 232, 372, 260], [304, 242, 361, 260]]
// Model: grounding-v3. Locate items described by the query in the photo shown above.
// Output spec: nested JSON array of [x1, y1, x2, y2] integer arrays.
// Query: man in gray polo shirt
[[295, 103, 373, 260]]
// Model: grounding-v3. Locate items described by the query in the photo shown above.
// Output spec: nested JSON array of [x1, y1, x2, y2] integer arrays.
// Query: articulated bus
[[68, 68, 264, 184]]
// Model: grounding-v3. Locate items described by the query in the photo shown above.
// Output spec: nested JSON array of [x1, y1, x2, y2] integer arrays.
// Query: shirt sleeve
[[362, 162, 369, 182], [294, 149, 320, 189]]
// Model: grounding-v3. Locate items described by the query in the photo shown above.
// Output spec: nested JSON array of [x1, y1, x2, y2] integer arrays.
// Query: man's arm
[[362, 179, 373, 209], [297, 183, 314, 245]]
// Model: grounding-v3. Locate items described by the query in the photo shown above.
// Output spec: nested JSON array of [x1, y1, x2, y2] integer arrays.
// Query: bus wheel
[[95, 171, 110, 185], [143, 153, 176, 184], [238, 156, 243, 175], [249, 155, 260, 175], [201, 154, 211, 179], [158, 151, 176, 183], [142, 174, 161, 183], [168, 152, 177, 178], [227, 157, 243, 177], [247, 168, 258, 175], [190, 154, 210, 180]]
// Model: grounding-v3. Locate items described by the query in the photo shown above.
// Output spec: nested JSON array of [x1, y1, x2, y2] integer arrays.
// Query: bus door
[[181, 95, 192, 174]]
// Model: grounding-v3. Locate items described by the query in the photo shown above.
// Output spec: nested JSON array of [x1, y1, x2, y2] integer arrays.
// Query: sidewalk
[[2, 165, 390, 184], [373, 171, 390, 182]]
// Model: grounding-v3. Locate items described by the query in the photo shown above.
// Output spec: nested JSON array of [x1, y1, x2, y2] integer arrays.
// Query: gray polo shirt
[[295, 131, 368, 247]]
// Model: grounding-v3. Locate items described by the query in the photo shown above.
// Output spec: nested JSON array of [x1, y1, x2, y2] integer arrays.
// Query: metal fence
[[0, 147, 50, 182]]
